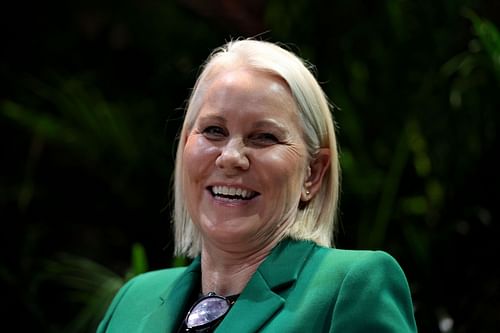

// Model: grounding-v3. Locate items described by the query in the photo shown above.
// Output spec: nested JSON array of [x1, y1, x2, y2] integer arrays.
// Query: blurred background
[[1, 0, 499, 332]]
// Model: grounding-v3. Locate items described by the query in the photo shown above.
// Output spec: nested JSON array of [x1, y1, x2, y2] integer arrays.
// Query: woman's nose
[[215, 138, 249, 172]]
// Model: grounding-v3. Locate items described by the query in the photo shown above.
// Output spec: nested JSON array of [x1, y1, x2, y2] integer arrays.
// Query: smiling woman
[[182, 68, 315, 257], [96, 39, 418, 333]]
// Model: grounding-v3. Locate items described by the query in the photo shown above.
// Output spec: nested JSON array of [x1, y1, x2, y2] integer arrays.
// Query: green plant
[[44, 243, 148, 333]]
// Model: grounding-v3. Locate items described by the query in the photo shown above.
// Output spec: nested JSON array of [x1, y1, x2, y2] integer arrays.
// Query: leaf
[[129, 242, 149, 277], [1, 100, 80, 145], [463, 9, 500, 80], [44, 254, 125, 333]]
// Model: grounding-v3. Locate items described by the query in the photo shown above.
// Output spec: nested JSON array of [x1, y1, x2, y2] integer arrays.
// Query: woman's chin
[[203, 226, 247, 243], [199, 223, 258, 249]]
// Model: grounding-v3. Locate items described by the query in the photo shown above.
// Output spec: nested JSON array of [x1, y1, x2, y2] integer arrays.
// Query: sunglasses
[[184, 292, 237, 332]]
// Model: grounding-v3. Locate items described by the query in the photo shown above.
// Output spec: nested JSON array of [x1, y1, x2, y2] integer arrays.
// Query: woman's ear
[[301, 148, 331, 202]]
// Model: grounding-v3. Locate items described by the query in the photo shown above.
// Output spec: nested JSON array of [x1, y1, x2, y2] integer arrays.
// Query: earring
[[306, 190, 310, 195]]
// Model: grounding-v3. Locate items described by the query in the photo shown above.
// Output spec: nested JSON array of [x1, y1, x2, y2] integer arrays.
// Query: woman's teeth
[[210, 186, 257, 199]]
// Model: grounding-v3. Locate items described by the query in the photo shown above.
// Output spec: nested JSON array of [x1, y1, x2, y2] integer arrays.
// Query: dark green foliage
[[1, 0, 498, 332]]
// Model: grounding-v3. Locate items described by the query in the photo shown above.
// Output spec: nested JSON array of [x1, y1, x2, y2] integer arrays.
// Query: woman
[[97, 39, 418, 332]]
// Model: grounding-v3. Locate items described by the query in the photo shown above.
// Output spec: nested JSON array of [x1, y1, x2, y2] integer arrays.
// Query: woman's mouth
[[208, 185, 259, 200]]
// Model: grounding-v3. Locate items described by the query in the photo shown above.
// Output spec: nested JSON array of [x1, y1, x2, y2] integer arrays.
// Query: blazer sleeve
[[329, 251, 418, 333]]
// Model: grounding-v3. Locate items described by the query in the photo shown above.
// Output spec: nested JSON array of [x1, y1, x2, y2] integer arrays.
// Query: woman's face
[[182, 68, 309, 249]]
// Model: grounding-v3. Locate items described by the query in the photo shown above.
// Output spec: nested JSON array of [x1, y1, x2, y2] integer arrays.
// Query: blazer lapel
[[139, 257, 201, 333], [137, 239, 315, 333], [217, 239, 316, 333], [216, 270, 284, 333]]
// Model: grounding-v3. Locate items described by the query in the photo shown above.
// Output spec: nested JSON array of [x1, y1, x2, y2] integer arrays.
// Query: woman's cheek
[[184, 136, 215, 169], [257, 151, 305, 208]]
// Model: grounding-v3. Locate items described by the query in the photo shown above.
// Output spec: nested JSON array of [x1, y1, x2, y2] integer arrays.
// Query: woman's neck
[[199, 238, 280, 296]]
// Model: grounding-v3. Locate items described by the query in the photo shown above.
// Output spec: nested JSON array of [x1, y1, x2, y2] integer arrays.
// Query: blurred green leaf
[[464, 9, 500, 80], [45, 254, 124, 333], [43, 242, 151, 332], [362, 120, 412, 248], [171, 256, 189, 268], [1, 100, 80, 145], [400, 196, 428, 215], [129, 242, 149, 278], [1, 77, 139, 163]]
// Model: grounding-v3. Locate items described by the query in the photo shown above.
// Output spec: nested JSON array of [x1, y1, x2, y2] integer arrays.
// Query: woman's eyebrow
[[197, 114, 226, 124]]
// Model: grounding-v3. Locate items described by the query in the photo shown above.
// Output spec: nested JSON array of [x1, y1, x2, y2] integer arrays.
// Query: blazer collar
[[257, 238, 316, 290], [140, 238, 316, 333], [217, 238, 316, 332]]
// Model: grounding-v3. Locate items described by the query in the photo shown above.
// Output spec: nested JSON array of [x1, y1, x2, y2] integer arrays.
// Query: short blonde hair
[[173, 39, 340, 258]]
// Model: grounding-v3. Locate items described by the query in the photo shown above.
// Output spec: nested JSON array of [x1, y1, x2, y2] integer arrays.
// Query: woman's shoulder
[[295, 245, 417, 332], [309, 244, 407, 279], [104, 266, 190, 307]]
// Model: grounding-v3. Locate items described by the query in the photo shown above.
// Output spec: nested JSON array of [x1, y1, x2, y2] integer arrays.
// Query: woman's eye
[[252, 133, 279, 145], [202, 126, 226, 139]]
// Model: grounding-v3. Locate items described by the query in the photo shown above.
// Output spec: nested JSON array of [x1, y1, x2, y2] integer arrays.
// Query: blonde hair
[[173, 39, 340, 258]]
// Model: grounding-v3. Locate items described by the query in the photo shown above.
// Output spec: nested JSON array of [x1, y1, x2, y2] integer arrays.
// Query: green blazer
[[97, 239, 417, 332]]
